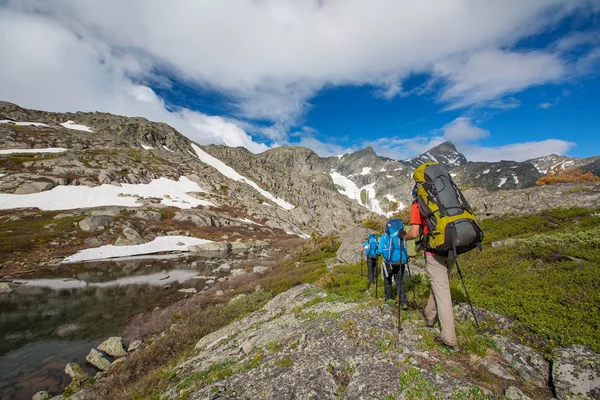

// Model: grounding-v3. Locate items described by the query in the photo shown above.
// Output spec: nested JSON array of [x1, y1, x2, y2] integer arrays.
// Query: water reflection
[[0, 255, 231, 400]]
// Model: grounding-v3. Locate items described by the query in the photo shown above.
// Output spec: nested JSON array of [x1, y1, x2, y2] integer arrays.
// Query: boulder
[[114, 227, 145, 246], [230, 241, 251, 254], [454, 303, 514, 331], [15, 181, 55, 194], [133, 210, 163, 222], [32, 391, 51, 400], [231, 268, 248, 277], [504, 386, 531, 400], [0, 282, 15, 294], [553, 345, 600, 400], [188, 241, 231, 254], [86, 348, 112, 371], [336, 226, 374, 264], [212, 263, 231, 273], [253, 266, 269, 274], [64, 362, 89, 384], [128, 340, 142, 352], [97, 337, 127, 358], [494, 336, 549, 387], [79, 215, 113, 232], [479, 357, 515, 381]]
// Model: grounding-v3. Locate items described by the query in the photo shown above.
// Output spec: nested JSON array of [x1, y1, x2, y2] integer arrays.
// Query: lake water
[[0, 254, 235, 400]]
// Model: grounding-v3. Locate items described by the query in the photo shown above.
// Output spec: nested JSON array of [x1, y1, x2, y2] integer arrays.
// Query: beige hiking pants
[[423, 253, 458, 347]]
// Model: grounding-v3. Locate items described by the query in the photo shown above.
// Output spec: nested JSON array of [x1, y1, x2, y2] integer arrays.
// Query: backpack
[[413, 162, 484, 259], [380, 219, 409, 264], [366, 233, 378, 258]]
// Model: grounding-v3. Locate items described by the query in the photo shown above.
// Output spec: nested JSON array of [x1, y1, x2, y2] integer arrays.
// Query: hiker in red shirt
[[404, 183, 459, 352]]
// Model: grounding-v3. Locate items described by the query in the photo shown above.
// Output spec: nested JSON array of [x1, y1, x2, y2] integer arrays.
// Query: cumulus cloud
[[2, 1, 598, 126], [367, 117, 574, 162], [0, 1, 598, 155], [461, 139, 576, 162]]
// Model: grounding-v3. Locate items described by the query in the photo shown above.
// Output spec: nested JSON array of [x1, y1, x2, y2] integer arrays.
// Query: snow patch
[[386, 175, 393, 178], [63, 236, 213, 263], [286, 231, 310, 239], [384, 194, 398, 202], [482, 169, 490, 174], [496, 169, 502, 172], [512, 174, 520, 184], [360, 167, 372, 175], [380, 168, 387, 172], [60, 121, 93, 132], [0, 148, 67, 154], [0, 173, 5, 178], [191, 144, 294, 210], [141, 144, 155, 150], [498, 177, 508, 187], [163, 145, 175, 153], [0, 120, 48, 127], [0, 176, 214, 210], [239, 218, 262, 226], [261, 202, 272, 207], [330, 171, 361, 201]]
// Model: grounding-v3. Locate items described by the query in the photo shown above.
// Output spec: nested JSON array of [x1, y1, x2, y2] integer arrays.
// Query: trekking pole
[[375, 260, 378, 299], [406, 261, 416, 305], [398, 238, 405, 333], [455, 259, 480, 330], [360, 251, 364, 278]]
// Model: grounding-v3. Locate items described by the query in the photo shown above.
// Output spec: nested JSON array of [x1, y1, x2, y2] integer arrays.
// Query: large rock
[[0, 282, 15, 294], [85, 348, 112, 371], [188, 241, 231, 254], [504, 386, 531, 400], [65, 362, 89, 384], [32, 391, 51, 400], [336, 226, 375, 264], [552, 345, 600, 400], [114, 226, 145, 246], [494, 336, 549, 387], [78, 215, 113, 232], [97, 337, 127, 358], [14, 181, 55, 194]]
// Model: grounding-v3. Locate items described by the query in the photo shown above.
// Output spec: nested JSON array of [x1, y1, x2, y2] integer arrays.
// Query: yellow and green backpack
[[413, 162, 484, 259]]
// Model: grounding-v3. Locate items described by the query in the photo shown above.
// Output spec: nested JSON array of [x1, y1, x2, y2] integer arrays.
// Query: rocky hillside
[[451, 161, 542, 191], [526, 154, 600, 175]]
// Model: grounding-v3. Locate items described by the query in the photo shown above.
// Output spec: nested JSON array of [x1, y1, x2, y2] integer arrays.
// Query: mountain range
[[1, 101, 599, 225]]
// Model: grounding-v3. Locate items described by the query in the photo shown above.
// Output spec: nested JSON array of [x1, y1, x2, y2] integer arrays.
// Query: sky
[[1, 1, 599, 162]]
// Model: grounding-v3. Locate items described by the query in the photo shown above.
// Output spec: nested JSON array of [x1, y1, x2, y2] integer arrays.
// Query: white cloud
[[435, 49, 566, 110], [1, 0, 598, 134], [442, 117, 490, 142], [460, 139, 575, 162], [0, 8, 268, 153]]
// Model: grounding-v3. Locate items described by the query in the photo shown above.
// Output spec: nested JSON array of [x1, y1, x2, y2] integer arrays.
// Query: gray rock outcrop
[[494, 335, 550, 387], [78, 215, 113, 232], [97, 337, 127, 358], [85, 348, 112, 371], [336, 226, 375, 264], [552, 345, 600, 400]]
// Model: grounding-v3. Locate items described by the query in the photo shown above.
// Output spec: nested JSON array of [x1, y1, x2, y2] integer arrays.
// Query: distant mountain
[[526, 154, 600, 175], [404, 142, 467, 169], [451, 161, 542, 191]]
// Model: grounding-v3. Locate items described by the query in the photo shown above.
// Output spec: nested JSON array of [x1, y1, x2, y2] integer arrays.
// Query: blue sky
[[1, 1, 599, 162]]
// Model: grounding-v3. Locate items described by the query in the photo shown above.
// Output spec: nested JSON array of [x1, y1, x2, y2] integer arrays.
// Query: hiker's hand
[[398, 230, 407, 239]]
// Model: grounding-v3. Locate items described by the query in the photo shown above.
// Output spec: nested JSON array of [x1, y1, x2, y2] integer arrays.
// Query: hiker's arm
[[404, 224, 420, 241]]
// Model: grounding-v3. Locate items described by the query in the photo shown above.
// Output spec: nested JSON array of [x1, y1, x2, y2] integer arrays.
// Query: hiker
[[361, 233, 379, 284], [404, 162, 484, 352], [376, 219, 409, 308]]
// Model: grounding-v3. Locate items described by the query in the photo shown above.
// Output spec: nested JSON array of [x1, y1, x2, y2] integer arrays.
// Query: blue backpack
[[366, 234, 378, 257], [381, 219, 408, 264]]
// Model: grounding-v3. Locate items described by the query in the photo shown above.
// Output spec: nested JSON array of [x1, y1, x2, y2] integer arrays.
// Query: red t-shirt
[[409, 202, 429, 235]]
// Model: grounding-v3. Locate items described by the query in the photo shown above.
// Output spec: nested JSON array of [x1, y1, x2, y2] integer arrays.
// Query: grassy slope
[[86, 207, 599, 399]]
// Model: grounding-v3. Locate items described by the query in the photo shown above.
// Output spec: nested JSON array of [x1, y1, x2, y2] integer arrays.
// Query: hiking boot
[[421, 308, 435, 328], [401, 304, 409, 310], [442, 344, 460, 353]]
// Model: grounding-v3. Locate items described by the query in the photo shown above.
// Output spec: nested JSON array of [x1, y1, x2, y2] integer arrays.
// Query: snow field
[[0, 176, 214, 210], [0, 120, 49, 127], [0, 148, 67, 154], [63, 236, 213, 263], [60, 121, 93, 132], [191, 143, 294, 210]]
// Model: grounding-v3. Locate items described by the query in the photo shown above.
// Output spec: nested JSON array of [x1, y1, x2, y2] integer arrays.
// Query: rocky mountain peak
[[405, 141, 468, 169]]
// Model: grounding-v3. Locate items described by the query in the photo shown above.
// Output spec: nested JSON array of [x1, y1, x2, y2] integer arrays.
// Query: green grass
[[398, 367, 442, 400], [360, 189, 367, 205], [459, 207, 600, 354]]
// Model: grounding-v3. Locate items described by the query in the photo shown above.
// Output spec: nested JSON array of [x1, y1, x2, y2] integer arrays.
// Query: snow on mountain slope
[[0, 148, 68, 154], [0, 120, 48, 127], [60, 120, 93, 132], [0, 177, 213, 210], [191, 143, 295, 210]]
